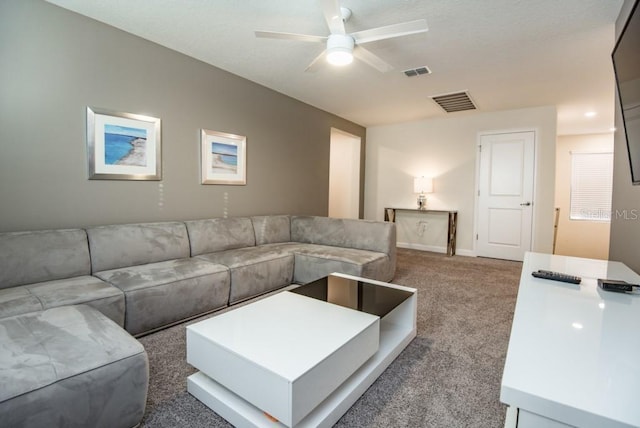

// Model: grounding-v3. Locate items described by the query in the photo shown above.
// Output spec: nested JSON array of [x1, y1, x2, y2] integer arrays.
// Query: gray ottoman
[[0, 305, 149, 427]]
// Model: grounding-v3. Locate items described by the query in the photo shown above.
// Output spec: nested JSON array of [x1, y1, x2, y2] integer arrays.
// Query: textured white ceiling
[[45, 0, 624, 135]]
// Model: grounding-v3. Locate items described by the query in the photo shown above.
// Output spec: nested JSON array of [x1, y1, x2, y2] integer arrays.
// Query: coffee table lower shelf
[[188, 322, 415, 428]]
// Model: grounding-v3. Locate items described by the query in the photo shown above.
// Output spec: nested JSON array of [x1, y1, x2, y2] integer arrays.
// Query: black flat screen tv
[[613, 0, 640, 184]]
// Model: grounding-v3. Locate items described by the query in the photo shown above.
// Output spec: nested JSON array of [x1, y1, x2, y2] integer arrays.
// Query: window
[[570, 152, 613, 221]]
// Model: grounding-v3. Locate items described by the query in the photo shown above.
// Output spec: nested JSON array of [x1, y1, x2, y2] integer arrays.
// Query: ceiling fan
[[255, 0, 428, 72]]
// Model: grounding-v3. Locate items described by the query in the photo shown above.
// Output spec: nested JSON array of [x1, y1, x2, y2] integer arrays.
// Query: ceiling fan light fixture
[[326, 34, 354, 66], [326, 49, 353, 66]]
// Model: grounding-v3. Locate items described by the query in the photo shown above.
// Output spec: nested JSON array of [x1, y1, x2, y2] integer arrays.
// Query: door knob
[[520, 202, 531, 206]]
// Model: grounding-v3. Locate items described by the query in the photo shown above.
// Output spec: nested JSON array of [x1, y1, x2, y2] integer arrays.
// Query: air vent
[[403, 66, 431, 77], [430, 91, 477, 113]]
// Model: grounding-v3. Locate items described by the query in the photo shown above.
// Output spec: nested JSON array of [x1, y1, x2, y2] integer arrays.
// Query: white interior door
[[329, 128, 361, 219], [476, 131, 535, 261]]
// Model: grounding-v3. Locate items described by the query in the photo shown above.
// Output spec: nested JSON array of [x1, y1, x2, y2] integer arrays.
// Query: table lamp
[[414, 177, 433, 210]]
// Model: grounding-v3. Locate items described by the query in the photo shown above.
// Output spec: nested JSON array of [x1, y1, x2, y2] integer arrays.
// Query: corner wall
[[364, 106, 557, 255], [609, 0, 640, 272], [0, 0, 365, 232]]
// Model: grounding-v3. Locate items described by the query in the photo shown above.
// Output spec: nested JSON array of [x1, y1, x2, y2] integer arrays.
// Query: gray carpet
[[138, 248, 523, 427]]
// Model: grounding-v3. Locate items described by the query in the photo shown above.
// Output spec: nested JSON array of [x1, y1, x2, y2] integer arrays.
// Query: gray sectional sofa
[[0, 215, 396, 427]]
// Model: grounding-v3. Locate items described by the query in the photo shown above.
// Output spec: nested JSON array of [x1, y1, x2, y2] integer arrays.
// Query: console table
[[501, 252, 640, 428], [384, 208, 457, 256]]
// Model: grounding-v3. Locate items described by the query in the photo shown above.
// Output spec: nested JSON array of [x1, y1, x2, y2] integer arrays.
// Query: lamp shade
[[414, 177, 433, 194]]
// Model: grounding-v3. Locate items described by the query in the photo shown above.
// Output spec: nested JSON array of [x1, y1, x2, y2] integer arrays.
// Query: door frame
[[473, 128, 538, 258], [329, 128, 362, 219]]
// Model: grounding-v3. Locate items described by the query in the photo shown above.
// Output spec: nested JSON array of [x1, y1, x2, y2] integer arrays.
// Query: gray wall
[[609, 0, 640, 272], [0, 0, 366, 232]]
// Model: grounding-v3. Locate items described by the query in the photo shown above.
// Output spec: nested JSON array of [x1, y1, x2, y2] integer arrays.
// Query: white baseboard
[[397, 242, 445, 253], [455, 249, 476, 257], [396, 242, 475, 257]]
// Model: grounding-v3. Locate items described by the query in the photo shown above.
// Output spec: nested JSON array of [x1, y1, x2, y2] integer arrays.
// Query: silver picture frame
[[86, 106, 162, 180], [200, 129, 247, 185]]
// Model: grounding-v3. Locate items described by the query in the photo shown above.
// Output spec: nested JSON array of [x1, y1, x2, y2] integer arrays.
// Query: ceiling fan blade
[[354, 46, 394, 73], [320, 0, 346, 35], [352, 19, 428, 44], [304, 50, 328, 73], [255, 31, 326, 43]]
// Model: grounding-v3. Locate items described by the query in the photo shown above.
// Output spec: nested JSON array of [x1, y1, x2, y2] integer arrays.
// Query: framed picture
[[86, 106, 161, 180], [200, 129, 247, 185]]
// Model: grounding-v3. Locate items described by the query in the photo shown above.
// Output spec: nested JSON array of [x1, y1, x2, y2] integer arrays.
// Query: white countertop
[[501, 252, 640, 428]]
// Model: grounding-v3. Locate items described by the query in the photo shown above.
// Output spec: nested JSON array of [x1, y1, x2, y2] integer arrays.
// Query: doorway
[[329, 128, 361, 219], [475, 131, 535, 261]]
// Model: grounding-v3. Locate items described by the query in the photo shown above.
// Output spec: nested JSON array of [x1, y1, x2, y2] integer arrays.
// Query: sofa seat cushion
[[94, 258, 227, 291], [26, 276, 125, 327], [0, 305, 148, 428], [196, 244, 295, 304], [0, 277, 125, 325], [94, 258, 230, 335], [0, 287, 43, 319], [289, 244, 392, 284]]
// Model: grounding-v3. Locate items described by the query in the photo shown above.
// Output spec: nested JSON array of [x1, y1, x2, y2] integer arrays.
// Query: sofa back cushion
[[86, 222, 190, 272], [0, 229, 91, 289], [291, 216, 396, 256], [186, 217, 256, 256], [251, 215, 291, 245]]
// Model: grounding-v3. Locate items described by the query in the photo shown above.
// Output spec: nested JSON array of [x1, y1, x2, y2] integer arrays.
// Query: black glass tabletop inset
[[290, 275, 413, 318]]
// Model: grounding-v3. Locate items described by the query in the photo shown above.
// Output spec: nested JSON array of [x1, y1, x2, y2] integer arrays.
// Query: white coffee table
[[187, 273, 417, 428]]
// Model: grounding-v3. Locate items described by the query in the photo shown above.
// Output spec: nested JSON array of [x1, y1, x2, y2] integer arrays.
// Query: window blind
[[570, 152, 613, 221]]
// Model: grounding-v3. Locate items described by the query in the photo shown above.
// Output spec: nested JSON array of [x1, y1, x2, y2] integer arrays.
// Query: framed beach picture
[[86, 107, 161, 180], [200, 129, 247, 185]]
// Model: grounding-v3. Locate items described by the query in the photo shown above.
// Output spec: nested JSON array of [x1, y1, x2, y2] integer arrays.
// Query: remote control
[[532, 269, 581, 284]]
